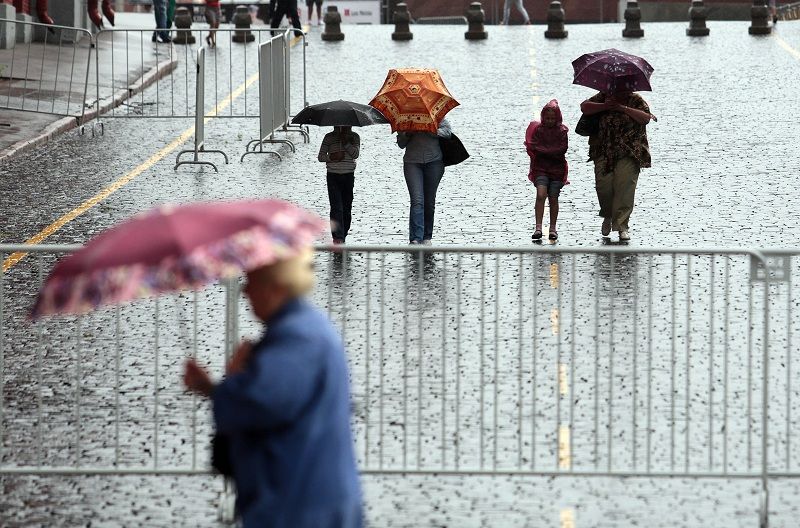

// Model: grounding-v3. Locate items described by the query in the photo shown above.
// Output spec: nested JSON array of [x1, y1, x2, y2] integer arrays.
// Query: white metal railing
[[2, 244, 797, 526], [0, 19, 93, 123]]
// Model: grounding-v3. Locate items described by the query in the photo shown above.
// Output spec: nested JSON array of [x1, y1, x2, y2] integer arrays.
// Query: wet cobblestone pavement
[[2, 18, 800, 528]]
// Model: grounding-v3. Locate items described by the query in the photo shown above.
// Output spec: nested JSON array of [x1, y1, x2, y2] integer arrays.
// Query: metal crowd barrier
[[777, 1, 800, 20], [91, 27, 308, 121], [2, 244, 798, 526], [0, 18, 92, 130]]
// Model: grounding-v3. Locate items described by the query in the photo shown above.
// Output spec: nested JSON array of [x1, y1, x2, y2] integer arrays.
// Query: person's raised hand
[[184, 359, 214, 398], [227, 340, 253, 376]]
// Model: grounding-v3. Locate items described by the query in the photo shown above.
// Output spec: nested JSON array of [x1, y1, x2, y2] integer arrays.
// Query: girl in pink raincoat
[[525, 99, 569, 241]]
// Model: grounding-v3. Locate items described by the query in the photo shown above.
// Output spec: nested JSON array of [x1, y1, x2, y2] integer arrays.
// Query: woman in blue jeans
[[397, 118, 452, 245]]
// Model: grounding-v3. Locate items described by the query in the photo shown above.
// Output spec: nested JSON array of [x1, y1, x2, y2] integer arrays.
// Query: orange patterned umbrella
[[369, 68, 459, 134]]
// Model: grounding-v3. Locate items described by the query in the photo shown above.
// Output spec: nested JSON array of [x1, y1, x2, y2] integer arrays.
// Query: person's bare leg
[[535, 186, 547, 231], [548, 195, 559, 232]]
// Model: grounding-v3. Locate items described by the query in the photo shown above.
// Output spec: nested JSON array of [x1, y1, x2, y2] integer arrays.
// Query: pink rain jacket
[[525, 99, 569, 184]]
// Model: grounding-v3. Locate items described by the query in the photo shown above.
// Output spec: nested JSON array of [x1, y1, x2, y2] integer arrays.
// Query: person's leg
[[315, 0, 322, 23], [204, 9, 215, 46], [212, 11, 220, 46], [404, 163, 425, 243], [341, 172, 355, 240], [534, 184, 547, 231], [152, 0, 168, 40], [270, 2, 284, 28], [514, 0, 531, 23], [166, 0, 176, 27], [594, 158, 614, 233], [307, 1, 312, 22], [421, 160, 444, 242], [288, 0, 302, 30], [502, 0, 512, 24], [327, 173, 346, 242], [610, 157, 640, 232]]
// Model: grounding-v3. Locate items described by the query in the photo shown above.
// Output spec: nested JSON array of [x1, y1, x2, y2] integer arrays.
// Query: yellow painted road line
[[3, 30, 308, 273], [550, 307, 559, 335], [558, 425, 571, 469], [558, 363, 568, 395], [775, 35, 800, 61], [549, 262, 559, 288], [560, 507, 575, 528]]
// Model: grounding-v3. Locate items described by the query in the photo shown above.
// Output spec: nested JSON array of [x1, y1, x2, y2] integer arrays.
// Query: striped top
[[317, 130, 361, 174]]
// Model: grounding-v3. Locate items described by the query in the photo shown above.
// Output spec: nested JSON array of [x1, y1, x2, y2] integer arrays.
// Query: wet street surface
[[2, 18, 800, 527]]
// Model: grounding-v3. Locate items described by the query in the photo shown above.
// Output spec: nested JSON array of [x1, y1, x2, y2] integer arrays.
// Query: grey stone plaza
[[2, 9, 800, 528]]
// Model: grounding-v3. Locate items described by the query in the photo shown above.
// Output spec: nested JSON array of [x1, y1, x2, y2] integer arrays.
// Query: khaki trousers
[[594, 156, 640, 232]]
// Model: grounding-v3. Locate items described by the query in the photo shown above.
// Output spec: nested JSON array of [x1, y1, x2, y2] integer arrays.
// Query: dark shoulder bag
[[575, 112, 604, 137], [439, 133, 470, 167], [211, 433, 234, 476]]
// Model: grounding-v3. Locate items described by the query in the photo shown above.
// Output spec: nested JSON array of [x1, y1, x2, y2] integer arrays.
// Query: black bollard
[[392, 3, 413, 41], [322, 6, 345, 41], [173, 7, 196, 44], [544, 1, 568, 39], [232, 5, 255, 43], [465, 2, 488, 40], [622, 1, 644, 38], [748, 0, 772, 35], [686, 0, 710, 37]]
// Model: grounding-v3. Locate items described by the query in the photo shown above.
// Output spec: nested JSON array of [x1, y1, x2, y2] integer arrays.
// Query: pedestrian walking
[[572, 48, 656, 242], [184, 247, 363, 528], [271, 0, 303, 31], [205, 0, 222, 47], [580, 90, 654, 241], [502, 0, 531, 25], [151, 0, 172, 42], [318, 126, 361, 244], [525, 99, 568, 241], [307, 0, 323, 25], [397, 118, 452, 245]]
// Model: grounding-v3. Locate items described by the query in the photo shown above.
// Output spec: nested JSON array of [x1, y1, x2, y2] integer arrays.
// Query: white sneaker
[[619, 229, 631, 241], [601, 218, 611, 237], [422, 239, 432, 246]]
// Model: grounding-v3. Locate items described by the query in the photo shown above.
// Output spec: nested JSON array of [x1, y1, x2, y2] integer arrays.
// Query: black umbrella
[[291, 100, 389, 127]]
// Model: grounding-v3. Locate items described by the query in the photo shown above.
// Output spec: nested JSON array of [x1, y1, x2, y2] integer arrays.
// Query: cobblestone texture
[[2, 19, 800, 528]]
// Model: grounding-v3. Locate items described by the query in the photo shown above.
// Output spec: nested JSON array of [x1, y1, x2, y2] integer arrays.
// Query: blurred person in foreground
[[184, 248, 363, 528]]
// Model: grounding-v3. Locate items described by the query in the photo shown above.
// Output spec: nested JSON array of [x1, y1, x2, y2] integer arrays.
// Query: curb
[[0, 54, 179, 165]]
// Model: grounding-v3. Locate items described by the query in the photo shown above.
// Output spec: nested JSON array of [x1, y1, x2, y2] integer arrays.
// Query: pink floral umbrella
[[31, 199, 326, 318]]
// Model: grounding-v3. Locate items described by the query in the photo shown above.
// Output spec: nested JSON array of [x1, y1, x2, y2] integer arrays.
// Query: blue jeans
[[404, 161, 444, 243], [152, 0, 169, 39]]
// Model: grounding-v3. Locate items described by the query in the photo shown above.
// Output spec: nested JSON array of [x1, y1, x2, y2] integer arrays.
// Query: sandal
[[532, 230, 543, 241], [549, 230, 558, 240]]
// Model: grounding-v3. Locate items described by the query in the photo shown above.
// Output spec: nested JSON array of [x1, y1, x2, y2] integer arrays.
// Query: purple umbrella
[[572, 48, 654, 93]]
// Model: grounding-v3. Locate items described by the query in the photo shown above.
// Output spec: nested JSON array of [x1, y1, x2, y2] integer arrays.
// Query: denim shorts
[[534, 174, 564, 197]]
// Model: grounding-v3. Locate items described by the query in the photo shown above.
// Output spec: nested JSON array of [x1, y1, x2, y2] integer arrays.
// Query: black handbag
[[575, 112, 604, 137], [211, 433, 234, 476], [439, 133, 469, 167]]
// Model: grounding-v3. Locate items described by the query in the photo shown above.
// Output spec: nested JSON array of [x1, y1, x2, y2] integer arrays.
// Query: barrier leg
[[241, 139, 283, 162], [174, 145, 229, 172]]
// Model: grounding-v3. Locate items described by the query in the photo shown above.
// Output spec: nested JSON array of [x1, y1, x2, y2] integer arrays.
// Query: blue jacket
[[212, 299, 362, 528]]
